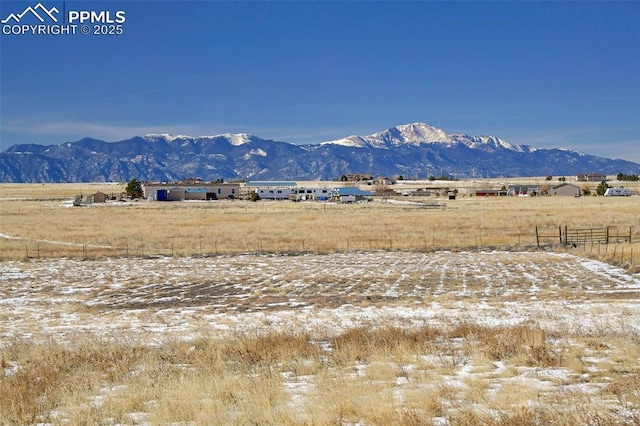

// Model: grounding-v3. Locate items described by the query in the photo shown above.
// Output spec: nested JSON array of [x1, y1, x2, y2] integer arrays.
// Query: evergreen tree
[[596, 180, 609, 196], [125, 178, 144, 198]]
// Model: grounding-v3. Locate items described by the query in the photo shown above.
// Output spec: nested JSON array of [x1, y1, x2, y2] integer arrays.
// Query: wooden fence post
[[558, 225, 562, 245]]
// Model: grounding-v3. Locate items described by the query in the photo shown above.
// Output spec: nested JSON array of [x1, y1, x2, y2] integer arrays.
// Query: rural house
[[577, 173, 607, 182], [550, 183, 581, 197], [508, 185, 540, 196], [143, 183, 240, 201], [330, 187, 373, 203], [343, 173, 373, 182]]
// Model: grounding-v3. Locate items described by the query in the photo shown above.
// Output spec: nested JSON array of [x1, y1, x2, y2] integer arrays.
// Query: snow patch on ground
[[1, 251, 638, 345]]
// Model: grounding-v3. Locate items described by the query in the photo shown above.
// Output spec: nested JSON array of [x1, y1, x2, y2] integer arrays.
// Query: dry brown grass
[[2, 323, 637, 425], [1, 183, 638, 268], [1, 182, 639, 424]]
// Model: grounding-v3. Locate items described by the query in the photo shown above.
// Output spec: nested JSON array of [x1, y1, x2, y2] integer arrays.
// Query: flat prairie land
[[0, 183, 639, 424], [1, 182, 638, 262]]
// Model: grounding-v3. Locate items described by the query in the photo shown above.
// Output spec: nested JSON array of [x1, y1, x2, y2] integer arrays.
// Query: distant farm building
[[257, 188, 292, 200], [550, 183, 581, 197], [143, 183, 240, 201], [577, 173, 607, 182], [89, 191, 108, 203], [371, 177, 395, 185], [508, 185, 540, 196], [474, 189, 508, 197], [291, 187, 332, 201], [180, 177, 204, 185], [401, 188, 434, 197], [245, 181, 297, 189], [246, 181, 297, 200], [330, 187, 373, 203], [343, 173, 373, 182]]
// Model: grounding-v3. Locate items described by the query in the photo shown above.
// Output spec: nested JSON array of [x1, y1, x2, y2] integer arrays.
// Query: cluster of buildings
[[142, 181, 374, 203], [137, 177, 631, 203], [79, 173, 633, 205], [475, 183, 582, 197]]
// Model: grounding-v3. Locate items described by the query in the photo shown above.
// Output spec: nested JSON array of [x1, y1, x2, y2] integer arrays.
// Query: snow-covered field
[[2, 250, 639, 344], [2, 250, 639, 424]]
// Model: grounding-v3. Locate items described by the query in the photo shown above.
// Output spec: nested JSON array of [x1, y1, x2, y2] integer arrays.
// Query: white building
[[257, 188, 292, 200], [143, 183, 240, 201], [291, 187, 332, 201]]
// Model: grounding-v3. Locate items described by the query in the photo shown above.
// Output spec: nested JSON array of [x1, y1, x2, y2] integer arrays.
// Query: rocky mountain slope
[[1, 123, 638, 182]]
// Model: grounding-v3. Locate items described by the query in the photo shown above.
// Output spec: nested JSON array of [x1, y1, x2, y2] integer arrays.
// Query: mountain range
[[1, 122, 638, 182]]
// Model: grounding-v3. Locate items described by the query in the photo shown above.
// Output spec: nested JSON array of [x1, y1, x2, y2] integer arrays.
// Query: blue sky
[[1, 1, 639, 162]]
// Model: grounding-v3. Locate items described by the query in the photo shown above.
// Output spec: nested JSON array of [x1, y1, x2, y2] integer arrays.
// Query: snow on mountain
[[144, 133, 191, 142], [248, 148, 267, 156], [377, 122, 456, 145], [322, 122, 532, 152], [320, 135, 370, 148], [144, 133, 254, 146], [2, 122, 639, 182], [464, 135, 534, 153], [146, 124, 531, 154], [322, 123, 456, 149], [219, 133, 253, 146]]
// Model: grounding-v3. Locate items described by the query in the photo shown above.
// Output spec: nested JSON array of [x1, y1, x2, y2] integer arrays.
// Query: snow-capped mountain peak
[[319, 122, 535, 154], [144, 132, 257, 146], [144, 133, 191, 142], [382, 122, 455, 144], [322, 123, 456, 149], [466, 135, 538, 154], [320, 135, 369, 148], [218, 133, 253, 146], [3, 121, 638, 183]]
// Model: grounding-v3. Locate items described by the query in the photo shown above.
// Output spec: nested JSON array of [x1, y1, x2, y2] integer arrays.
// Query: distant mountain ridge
[[1, 122, 638, 182], [322, 123, 530, 152]]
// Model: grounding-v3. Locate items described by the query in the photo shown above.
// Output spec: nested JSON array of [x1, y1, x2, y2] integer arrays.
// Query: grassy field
[[1, 251, 639, 424], [0, 182, 638, 267], [1, 182, 639, 424]]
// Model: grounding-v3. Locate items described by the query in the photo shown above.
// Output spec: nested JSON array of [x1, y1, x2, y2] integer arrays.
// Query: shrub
[[249, 191, 260, 202], [125, 178, 144, 198]]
